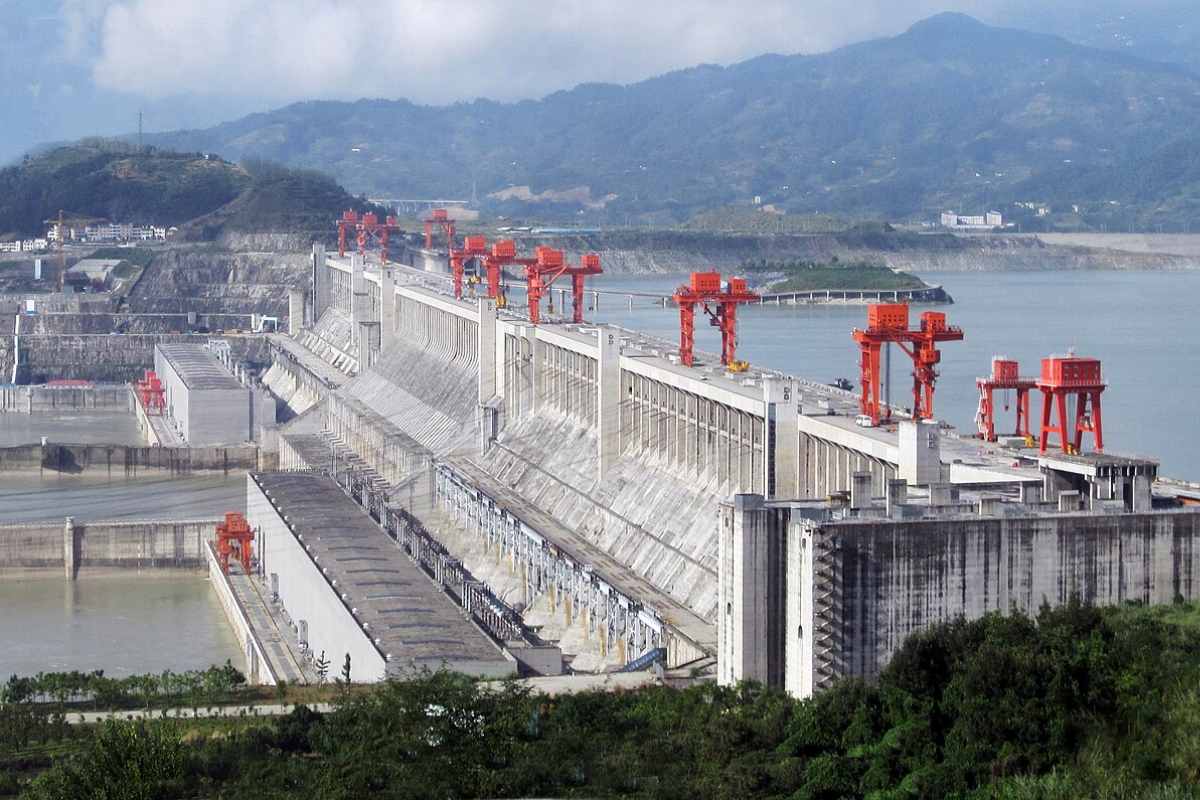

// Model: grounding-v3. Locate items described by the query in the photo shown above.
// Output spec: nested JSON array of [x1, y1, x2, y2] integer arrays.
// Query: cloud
[[88, 0, 991, 105]]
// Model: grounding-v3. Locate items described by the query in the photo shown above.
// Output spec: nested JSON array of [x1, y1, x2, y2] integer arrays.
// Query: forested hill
[[146, 13, 1200, 229], [0, 143, 248, 238], [0, 143, 379, 240]]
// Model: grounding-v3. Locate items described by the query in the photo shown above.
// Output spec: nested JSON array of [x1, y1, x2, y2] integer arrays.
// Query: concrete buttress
[[379, 267, 396, 353], [287, 288, 306, 337], [598, 327, 621, 479]]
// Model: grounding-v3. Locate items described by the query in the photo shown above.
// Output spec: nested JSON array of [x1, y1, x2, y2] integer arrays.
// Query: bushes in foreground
[[9, 601, 1200, 799]]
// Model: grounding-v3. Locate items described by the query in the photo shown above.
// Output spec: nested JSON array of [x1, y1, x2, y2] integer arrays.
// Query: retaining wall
[[0, 383, 133, 413], [0, 518, 218, 574], [10, 334, 270, 384], [0, 443, 261, 475]]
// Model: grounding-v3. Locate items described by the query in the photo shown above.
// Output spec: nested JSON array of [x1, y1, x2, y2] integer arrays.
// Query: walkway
[[225, 567, 315, 684]]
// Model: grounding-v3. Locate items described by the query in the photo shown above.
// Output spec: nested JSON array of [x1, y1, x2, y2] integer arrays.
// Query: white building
[[940, 210, 1002, 230]]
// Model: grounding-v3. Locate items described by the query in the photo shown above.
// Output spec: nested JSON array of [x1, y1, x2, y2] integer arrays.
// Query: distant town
[[0, 221, 175, 254]]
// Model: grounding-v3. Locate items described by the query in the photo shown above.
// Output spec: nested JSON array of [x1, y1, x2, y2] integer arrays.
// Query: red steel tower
[[214, 512, 255, 575], [851, 304, 964, 426], [482, 239, 521, 303], [1037, 355, 1105, 454], [975, 357, 1037, 442], [135, 369, 165, 415], [522, 247, 603, 324], [450, 235, 489, 300], [336, 210, 401, 263], [671, 272, 759, 368], [423, 208, 456, 250]]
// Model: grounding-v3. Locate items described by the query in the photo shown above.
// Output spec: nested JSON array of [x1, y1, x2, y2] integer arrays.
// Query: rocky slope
[[125, 246, 309, 316]]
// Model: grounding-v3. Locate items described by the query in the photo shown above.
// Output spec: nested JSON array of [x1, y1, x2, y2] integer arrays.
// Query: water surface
[[0, 574, 241, 678], [586, 270, 1200, 478]]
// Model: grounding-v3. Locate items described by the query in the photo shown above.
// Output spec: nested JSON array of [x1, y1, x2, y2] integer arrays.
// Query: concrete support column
[[357, 321, 380, 373], [1133, 474, 1153, 513], [478, 298, 497, 403], [899, 420, 940, 485], [886, 479, 908, 517], [311, 243, 326, 322], [379, 267, 396, 353], [598, 327, 621, 479], [63, 516, 77, 580], [349, 254, 365, 351], [850, 472, 872, 510], [525, 326, 541, 416], [718, 494, 773, 688], [288, 287, 306, 337], [764, 378, 799, 499]]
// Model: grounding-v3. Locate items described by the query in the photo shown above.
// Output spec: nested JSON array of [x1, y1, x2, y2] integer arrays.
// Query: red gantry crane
[[482, 239, 521, 305], [671, 271, 759, 369], [1037, 354, 1105, 454], [450, 235, 489, 300], [135, 369, 165, 415], [522, 246, 604, 324], [423, 208, 456, 250], [852, 303, 964, 426], [214, 512, 255, 575], [336, 210, 402, 263], [975, 357, 1037, 442]]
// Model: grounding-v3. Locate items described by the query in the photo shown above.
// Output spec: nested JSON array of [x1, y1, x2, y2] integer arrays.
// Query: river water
[[0, 474, 248, 678], [587, 270, 1200, 479], [0, 573, 242, 678]]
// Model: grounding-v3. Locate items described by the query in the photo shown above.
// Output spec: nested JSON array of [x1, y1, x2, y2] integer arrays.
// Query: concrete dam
[[236, 242, 1200, 693]]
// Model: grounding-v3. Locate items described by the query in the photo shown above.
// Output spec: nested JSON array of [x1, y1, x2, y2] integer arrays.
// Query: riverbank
[[499, 229, 1200, 274]]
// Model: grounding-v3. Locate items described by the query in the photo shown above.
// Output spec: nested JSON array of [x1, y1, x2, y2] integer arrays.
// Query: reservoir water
[[0, 573, 242, 678], [587, 270, 1200, 479]]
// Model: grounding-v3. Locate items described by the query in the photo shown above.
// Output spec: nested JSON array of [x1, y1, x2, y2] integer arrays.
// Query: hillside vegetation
[[0, 142, 248, 238], [0, 144, 382, 242], [745, 259, 930, 293], [5, 601, 1200, 798], [149, 14, 1200, 230]]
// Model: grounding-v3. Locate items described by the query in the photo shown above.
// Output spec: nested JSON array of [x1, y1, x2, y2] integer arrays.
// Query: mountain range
[[137, 14, 1200, 228]]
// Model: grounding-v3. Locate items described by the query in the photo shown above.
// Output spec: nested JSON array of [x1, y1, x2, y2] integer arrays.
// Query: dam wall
[[275, 246, 1200, 683], [0, 442, 261, 475], [0, 518, 218, 575], [0, 383, 134, 413], [720, 498, 1200, 697]]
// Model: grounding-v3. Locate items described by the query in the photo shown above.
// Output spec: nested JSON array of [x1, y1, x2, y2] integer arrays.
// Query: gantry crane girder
[[423, 208, 456, 250], [337, 209, 402, 263], [523, 247, 603, 324], [975, 357, 1037, 442], [1037, 355, 1105, 454], [852, 303, 964, 426], [671, 271, 759, 368], [450, 235, 489, 299]]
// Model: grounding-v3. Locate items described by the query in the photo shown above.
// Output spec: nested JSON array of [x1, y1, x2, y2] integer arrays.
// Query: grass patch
[[745, 259, 930, 292]]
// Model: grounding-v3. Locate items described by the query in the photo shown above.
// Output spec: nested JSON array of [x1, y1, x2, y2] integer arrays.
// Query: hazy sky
[[78, 0, 998, 105], [0, 0, 1187, 163]]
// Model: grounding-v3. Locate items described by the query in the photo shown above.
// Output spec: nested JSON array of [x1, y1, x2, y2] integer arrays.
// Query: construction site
[[2, 209, 1199, 695]]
